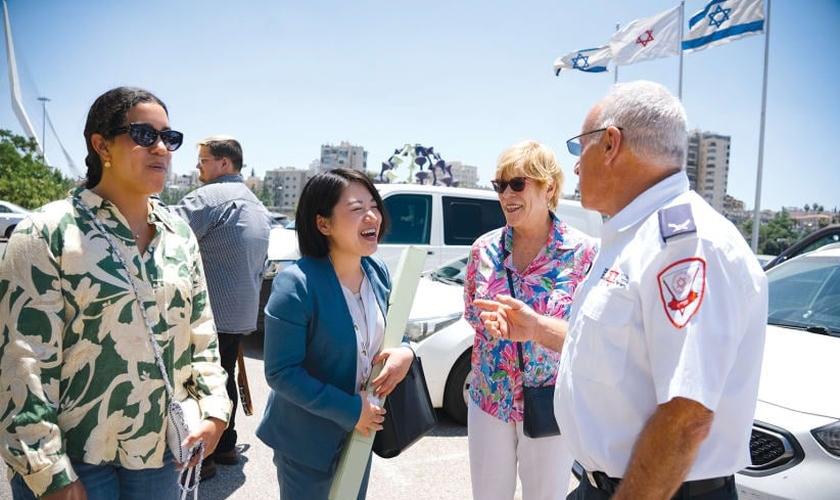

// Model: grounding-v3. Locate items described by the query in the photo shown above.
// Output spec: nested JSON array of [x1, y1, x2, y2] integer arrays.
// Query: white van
[[263, 183, 602, 276]]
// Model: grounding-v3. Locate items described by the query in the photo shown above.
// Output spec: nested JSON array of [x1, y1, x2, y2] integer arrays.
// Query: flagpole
[[614, 22, 620, 84], [677, 1, 685, 99], [750, 0, 771, 252]]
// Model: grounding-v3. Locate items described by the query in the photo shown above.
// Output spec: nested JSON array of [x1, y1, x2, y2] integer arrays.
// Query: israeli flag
[[554, 46, 612, 75], [682, 0, 765, 53]]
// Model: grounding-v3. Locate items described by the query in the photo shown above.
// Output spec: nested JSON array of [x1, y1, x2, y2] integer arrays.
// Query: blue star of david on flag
[[554, 46, 611, 75], [682, 0, 765, 53], [572, 53, 589, 70], [708, 4, 731, 28]]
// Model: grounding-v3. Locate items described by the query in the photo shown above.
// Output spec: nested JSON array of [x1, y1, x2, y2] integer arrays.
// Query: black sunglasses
[[110, 123, 184, 151], [490, 177, 527, 193]]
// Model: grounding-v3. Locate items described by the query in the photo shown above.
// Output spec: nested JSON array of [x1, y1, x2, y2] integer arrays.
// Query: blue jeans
[[10, 451, 181, 500]]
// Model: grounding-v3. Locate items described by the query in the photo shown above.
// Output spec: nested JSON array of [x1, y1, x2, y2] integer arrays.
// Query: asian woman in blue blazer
[[257, 168, 415, 500]]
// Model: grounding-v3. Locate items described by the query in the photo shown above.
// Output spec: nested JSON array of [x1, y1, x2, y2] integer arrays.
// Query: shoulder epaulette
[[658, 203, 696, 243]]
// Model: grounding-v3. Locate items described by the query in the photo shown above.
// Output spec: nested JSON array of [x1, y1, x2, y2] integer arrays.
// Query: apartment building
[[686, 130, 731, 213], [318, 141, 367, 173], [447, 161, 479, 188], [264, 167, 311, 213]]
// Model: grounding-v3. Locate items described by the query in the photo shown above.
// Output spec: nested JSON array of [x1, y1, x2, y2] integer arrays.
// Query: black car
[[763, 224, 840, 271]]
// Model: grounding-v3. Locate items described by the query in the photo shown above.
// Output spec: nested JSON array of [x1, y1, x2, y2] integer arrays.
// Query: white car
[[0, 200, 29, 239], [735, 245, 840, 499], [406, 255, 475, 424]]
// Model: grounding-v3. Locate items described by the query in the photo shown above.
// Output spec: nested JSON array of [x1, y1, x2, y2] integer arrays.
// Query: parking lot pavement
[[0, 329, 574, 499]]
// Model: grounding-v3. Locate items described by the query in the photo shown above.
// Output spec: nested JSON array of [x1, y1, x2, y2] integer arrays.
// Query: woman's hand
[[178, 417, 227, 469], [370, 347, 414, 398], [474, 294, 538, 342], [355, 398, 386, 437], [42, 481, 87, 500]]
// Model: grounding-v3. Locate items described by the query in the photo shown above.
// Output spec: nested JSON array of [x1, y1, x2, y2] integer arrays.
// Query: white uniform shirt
[[555, 172, 768, 480]]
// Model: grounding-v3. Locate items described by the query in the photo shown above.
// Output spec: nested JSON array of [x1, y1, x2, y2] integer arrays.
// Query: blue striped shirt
[[172, 174, 272, 333]]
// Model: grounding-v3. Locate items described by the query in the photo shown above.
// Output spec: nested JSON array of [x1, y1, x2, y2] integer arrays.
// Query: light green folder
[[328, 246, 427, 500]]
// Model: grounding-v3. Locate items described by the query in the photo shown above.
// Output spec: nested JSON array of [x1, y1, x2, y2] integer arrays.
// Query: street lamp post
[[37, 96, 50, 158]]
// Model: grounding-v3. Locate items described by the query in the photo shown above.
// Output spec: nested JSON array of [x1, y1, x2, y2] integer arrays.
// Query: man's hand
[[474, 295, 568, 352], [474, 294, 539, 342]]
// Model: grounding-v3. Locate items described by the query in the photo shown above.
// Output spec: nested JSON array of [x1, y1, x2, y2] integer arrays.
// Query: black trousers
[[567, 473, 738, 500], [215, 333, 242, 454]]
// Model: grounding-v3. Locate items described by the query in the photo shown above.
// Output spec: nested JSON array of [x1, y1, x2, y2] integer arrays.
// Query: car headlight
[[263, 259, 294, 280], [405, 312, 462, 342], [812, 421, 840, 457]]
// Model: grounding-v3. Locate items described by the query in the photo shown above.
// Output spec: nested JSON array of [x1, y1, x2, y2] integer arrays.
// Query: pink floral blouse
[[464, 215, 598, 422]]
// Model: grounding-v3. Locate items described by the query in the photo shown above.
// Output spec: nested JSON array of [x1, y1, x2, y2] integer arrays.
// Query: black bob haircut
[[295, 168, 390, 258]]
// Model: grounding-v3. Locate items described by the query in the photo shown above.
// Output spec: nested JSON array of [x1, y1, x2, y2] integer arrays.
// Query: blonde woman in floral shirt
[[464, 141, 598, 500], [0, 87, 231, 500]]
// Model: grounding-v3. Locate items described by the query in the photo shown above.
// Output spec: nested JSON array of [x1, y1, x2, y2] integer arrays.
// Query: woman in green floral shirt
[[0, 87, 231, 500]]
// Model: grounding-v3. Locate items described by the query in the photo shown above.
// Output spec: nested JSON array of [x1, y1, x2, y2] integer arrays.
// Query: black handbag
[[372, 356, 437, 458], [506, 263, 560, 439], [519, 350, 561, 438]]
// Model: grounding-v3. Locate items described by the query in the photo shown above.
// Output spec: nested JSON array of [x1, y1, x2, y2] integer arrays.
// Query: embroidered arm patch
[[657, 257, 706, 328]]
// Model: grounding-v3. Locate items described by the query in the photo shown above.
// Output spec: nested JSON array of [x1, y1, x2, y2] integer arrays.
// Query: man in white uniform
[[474, 81, 767, 500]]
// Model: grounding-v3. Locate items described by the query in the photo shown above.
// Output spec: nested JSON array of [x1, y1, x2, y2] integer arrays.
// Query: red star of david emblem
[[636, 29, 654, 47]]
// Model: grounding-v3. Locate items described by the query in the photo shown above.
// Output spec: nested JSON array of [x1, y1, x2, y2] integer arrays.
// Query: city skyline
[[1, 0, 838, 212]]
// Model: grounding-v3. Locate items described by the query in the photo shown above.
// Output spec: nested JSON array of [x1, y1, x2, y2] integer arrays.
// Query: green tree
[[256, 183, 273, 208], [760, 210, 798, 255], [158, 186, 194, 205], [0, 130, 75, 208], [739, 210, 799, 255]]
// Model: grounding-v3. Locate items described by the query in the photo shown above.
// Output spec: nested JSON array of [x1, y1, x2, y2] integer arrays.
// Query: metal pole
[[37, 96, 50, 159], [678, 0, 685, 99], [614, 23, 619, 84], [751, 0, 771, 252]]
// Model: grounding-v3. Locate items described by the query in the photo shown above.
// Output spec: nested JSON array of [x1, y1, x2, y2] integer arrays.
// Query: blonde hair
[[495, 140, 564, 208]]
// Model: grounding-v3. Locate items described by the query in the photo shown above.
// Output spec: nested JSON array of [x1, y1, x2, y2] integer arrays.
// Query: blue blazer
[[256, 255, 391, 472]]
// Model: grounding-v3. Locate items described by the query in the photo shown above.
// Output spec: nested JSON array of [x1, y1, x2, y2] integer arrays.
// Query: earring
[[104, 161, 111, 168]]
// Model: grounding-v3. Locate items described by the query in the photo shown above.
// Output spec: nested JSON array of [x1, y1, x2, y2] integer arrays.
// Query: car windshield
[[766, 253, 840, 335], [428, 255, 468, 285]]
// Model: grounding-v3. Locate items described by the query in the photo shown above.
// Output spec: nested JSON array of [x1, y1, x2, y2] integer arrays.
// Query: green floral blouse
[[0, 188, 231, 497]]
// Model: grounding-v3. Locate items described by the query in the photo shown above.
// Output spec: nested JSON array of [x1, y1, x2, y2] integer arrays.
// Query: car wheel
[[5, 225, 15, 239], [443, 350, 471, 426]]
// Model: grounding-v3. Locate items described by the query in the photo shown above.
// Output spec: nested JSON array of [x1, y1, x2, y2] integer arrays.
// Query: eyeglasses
[[490, 177, 527, 193], [565, 126, 623, 156], [110, 123, 184, 151]]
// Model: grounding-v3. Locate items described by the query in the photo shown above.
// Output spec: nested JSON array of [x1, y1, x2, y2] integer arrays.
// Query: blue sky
[[1, 0, 838, 211]]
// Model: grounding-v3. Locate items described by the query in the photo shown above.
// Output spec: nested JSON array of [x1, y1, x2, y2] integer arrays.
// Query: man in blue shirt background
[[172, 136, 272, 479]]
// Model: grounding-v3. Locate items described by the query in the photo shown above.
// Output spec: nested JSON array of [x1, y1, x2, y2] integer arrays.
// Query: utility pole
[[37, 96, 50, 159]]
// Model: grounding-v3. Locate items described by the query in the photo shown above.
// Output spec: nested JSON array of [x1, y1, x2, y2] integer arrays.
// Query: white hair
[[596, 80, 687, 170]]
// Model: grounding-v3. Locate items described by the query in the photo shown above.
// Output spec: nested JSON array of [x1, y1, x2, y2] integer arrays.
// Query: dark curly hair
[[83, 87, 168, 188]]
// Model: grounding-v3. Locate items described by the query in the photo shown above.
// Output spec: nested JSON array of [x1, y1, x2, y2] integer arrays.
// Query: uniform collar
[[603, 172, 689, 239], [205, 173, 244, 185]]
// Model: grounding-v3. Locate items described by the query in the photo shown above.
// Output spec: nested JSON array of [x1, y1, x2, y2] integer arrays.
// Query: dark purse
[[519, 343, 561, 439], [505, 262, 560, 439], [372, 356, 437, 458]]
